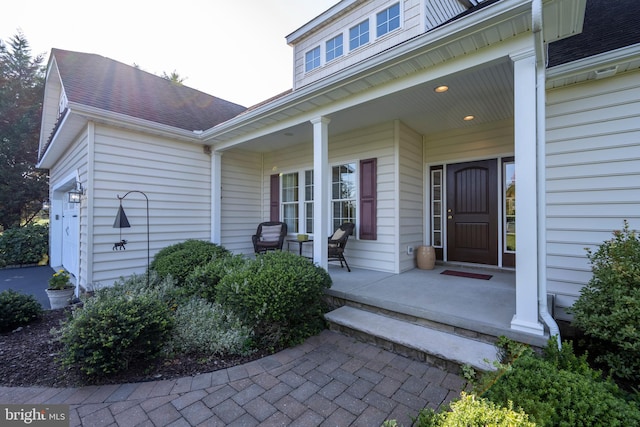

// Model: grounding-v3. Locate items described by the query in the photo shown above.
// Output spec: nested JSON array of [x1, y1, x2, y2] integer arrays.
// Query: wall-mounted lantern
[[68, 182, 84, 203]]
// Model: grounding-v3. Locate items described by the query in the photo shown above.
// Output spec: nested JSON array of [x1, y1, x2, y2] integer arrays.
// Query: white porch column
[[510, 48, 544, 335], [311, 117, 330, 270], [211, 150, 222, 244]]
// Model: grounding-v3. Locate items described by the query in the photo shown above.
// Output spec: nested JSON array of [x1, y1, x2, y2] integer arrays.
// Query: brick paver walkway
[[0, 330, 465, 426]]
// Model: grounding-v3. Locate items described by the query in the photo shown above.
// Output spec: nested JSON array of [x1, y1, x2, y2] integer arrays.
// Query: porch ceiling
[[231, 59, 514, 153]]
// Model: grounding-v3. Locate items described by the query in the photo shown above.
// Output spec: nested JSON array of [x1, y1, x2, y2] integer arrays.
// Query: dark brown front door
[[446, 159, 498, 265]]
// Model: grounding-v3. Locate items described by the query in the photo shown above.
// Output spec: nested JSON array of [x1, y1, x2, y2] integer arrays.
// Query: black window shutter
[[359, 158, 377, 240], [270, 174, 280, 221]]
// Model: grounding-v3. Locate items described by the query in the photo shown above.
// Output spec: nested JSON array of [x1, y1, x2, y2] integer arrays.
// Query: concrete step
[[325, 306, 499, 373]]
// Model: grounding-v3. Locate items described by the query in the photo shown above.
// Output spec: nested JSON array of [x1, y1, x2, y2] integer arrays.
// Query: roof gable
[[548, 0, 640, 67], [51, 48, 247, 131]]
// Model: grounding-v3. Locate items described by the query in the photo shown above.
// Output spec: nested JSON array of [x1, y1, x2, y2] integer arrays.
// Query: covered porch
[[325, 263, 550, 349]]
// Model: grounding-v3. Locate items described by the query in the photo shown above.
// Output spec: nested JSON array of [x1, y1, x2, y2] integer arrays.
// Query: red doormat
[[441, 270, 492, 280]]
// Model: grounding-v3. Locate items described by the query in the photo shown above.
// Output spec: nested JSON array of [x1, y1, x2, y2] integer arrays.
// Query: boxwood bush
[[0, 223, 48, 267], [56, 281, 173, 377], [150, 239, 231, 285], [0, 289, 42, 333], [571, 221, 640, 384], [216, 251, 332, 349], [184, 255, 247, 302], [482, 339, 640, 427]]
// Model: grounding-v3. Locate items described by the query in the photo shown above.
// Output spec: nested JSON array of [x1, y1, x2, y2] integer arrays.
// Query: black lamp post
[[113, 191, 149, 286]]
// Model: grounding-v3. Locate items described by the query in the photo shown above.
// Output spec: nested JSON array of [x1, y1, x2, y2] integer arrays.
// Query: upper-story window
[[349, 20, 369, 51], [305, 46, 321, 72], [376, 3, 401, 37], [326, 34, 344, 63]]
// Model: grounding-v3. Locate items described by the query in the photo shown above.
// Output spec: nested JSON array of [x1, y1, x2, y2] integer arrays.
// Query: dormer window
[[326, 34, 344, 63], [349, 20, 370, 51], [376, 3, 401, 37], [305, 46, 321, 72]]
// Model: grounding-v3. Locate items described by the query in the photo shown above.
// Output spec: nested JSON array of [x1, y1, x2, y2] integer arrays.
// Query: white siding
[[220, 148, 263, 254], [398, 121, 424, 272], [545, 71, 640, 319], [90, 125, 212, 286], [49, 130, 88, 286], [292, 0, 424, 90], [424, 119, 514, 164]]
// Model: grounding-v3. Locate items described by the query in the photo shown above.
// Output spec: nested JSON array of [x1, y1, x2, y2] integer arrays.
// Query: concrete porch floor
[[326, 263, 549, 347]]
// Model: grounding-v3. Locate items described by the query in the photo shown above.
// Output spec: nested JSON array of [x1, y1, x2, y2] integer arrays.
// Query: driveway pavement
[[0, 265, 55, 309]]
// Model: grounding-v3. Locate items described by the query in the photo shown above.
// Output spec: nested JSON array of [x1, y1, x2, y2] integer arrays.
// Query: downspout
[[533, 0, 561, 348]]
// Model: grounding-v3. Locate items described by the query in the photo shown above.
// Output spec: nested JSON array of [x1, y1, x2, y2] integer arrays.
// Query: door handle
[[447, 215, 453, 220]]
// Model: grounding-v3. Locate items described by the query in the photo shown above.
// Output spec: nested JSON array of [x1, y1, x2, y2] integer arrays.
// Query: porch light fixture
[[68, 182, 84, 203], [434, 85, 449, 93], [113, 190, 150, 286]]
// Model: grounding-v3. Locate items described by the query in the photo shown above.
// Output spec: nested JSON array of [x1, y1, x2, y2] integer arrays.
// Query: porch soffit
[[206, 0, 583, 153]]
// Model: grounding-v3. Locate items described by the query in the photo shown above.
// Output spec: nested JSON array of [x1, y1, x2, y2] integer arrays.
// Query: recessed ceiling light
[[434, 85, 449, 93], [463, 115, 475, 121]]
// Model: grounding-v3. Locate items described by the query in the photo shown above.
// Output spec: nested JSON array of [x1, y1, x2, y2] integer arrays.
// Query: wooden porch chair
[[252, 221, 288, 254], [328, 222, 355, 272]]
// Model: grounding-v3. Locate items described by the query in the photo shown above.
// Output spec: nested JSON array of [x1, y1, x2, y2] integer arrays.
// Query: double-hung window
[[280, 170, 314, 234], [281, 173, 299, 233], [332, 163, 357, 231], [349, 20, 369, 51], [304, 170, 314, 234], [326, 34, 343, 63], [376, 3, 400, 37], [305, 46, 321, 72]]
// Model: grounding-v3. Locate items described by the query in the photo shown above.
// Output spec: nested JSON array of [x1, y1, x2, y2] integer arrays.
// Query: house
[[38, 0, 640, 346]]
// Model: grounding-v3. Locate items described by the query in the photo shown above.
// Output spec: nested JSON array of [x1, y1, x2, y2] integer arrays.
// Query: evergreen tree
[[0, 31, 48, 230]]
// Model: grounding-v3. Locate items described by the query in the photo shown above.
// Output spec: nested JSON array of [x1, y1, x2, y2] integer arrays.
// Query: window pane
[[283, 204, 299, 233], [376, 3, 400, 37], [326, 34, 343, 62], [305, 170, 314, 201], [305, 46, 321, 72], [504, 162, 516, 252], [332, 163, 357, 232], [349, 20, 369, 50], [305, 202, 313, 234]]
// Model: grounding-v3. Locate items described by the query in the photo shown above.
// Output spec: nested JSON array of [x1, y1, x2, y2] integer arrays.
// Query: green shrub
[[483, 340, 640, 427], [0, 289, 43, 333], [571, 221, 640, 383], [150, 240, 231, 285], [0, 224, 48, 267], [216, 251, 332, 349], [56, 282, 173, 377], [387, 392, 534, 427], [184, 255, 247, 302], [170, 296, 254, 356]]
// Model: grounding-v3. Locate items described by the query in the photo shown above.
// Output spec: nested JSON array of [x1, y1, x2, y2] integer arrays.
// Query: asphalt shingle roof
[[548, 0, 640, 67], [52, 48, 247, 132]]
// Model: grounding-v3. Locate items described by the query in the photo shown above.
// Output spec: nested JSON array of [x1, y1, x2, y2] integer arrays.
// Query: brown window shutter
[[359, 158, 377, 240], [270, 174, 280, 221]]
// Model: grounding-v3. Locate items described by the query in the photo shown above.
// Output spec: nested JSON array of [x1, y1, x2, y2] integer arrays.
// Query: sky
[[1, 0, 338, 107]]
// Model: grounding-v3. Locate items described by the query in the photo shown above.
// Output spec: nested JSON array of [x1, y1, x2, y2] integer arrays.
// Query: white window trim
[[375, 2, 403, 41], [304, 46, 322, 73], [280, 169, 315, 236], [330, 160, 359, 238]]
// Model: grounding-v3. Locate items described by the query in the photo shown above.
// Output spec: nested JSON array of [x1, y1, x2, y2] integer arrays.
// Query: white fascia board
[[286, 0, 360, 45], [547, 43, 640, 85], [202, 0, 530, 143], [37, 103, 203, 169], [65, 103, 202, 142]]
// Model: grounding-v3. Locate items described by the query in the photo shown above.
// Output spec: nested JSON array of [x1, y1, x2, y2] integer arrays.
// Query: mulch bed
[[0, 308, 270, 388]]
